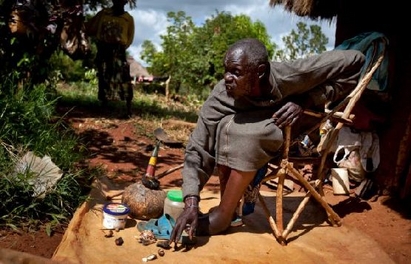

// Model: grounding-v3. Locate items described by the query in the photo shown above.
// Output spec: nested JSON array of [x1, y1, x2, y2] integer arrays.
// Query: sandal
[[231, 215, 243, 227], [137, 214, 197, 245], [137, 213, 175, 240]]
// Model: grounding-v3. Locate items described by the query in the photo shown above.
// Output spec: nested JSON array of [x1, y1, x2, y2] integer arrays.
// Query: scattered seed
[[104, 230, 114, 238], [115, 237, 124, 246]]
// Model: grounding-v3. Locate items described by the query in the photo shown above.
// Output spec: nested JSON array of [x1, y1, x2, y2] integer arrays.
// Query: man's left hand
[[272, 102, 303, 128]]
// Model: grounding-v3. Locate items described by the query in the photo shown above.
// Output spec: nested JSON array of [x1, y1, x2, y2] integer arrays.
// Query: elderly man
[[170, 38, 365, 244]]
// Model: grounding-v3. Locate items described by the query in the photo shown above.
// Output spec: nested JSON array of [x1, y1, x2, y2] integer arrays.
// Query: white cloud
[[126, 0, 336, 66]]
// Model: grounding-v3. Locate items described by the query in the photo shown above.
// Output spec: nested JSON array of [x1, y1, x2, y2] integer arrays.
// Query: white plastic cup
[[331, 168, 350, 195], [163, 189, 185, 221], [102, 203, 130, 229]]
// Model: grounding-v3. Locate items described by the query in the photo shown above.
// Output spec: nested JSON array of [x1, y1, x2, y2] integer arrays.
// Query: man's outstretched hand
[[272, 101, 303, 128], [169, 206, 198, 246]]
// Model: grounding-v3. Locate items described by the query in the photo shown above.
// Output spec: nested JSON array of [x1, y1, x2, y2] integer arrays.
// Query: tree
[[274, 22, 328, 61], [140, 13, 330, 99], [160, 11, 196, 94], [198, 11, 274, 86], [140, 40, 158, 68], [0, 0, 137, 88], [141, 10, 275, 99]]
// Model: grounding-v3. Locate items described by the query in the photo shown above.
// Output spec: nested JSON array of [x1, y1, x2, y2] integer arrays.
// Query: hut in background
[[127, 56, 150, 82]]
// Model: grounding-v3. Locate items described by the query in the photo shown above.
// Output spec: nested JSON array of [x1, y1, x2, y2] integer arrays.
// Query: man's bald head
[[223, 38, 271, 99], [226, 38, 269, 70]]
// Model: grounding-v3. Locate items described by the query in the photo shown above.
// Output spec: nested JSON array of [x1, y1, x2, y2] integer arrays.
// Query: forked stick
[[105, 163, 184, 200]]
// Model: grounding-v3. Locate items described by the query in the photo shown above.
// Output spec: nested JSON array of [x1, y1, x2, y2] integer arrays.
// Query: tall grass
[[0, 81, 94, 234]]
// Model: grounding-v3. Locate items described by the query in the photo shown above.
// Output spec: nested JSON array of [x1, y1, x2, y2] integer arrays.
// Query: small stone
[[104, 230, 114, 238], [142, 254, 157, 262], [156, 240, 171, 249], [115, 237, 124, 246]]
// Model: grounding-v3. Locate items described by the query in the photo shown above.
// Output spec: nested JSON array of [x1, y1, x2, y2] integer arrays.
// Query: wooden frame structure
[[257, 39, 387, 245]]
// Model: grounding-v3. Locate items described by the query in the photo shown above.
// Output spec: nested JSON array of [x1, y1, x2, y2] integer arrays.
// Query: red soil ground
[[0, 106, 410, 263]]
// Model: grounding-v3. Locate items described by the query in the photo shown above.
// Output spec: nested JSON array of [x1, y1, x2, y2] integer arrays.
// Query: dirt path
[[1, 106, 410, 263]]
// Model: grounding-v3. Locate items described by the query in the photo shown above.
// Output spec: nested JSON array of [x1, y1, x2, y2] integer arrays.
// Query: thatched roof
[[269, 0, 338, 20], [127, 56, 150, 77]]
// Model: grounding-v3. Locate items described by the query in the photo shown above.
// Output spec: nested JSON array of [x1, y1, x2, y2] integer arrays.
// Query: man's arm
[[181, 130, 215, 198], [271, 49, 366, 107], [170, 83, 229, 245], [181, 81, 239, 198]]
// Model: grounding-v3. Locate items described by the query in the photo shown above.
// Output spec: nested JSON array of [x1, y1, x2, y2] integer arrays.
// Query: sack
[[9, 10, 28, 34], [334, 146, 365, 183]]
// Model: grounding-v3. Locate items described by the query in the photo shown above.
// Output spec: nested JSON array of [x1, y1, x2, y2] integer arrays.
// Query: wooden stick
[[156, 163, 184, 179], [276, 170, 285, 234], [287, 164, 342, 226], [105, 164, 183, 200], [282, 192, 312, 239], [258, 193, 285, 245], [106, 190, 124, 200]]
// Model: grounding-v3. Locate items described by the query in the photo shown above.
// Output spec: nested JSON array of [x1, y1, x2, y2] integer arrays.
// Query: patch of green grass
[[56, 81, 202, 123], [0, 81, 96, 233]]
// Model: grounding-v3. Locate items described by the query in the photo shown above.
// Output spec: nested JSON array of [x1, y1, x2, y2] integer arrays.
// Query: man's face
[[223, 48, 259, 99]]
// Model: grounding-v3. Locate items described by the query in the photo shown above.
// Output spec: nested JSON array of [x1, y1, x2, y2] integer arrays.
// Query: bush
[[0, 80, 95, 233]]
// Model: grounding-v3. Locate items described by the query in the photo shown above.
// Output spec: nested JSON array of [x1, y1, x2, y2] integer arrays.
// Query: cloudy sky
[[124, 0, 336, 65]]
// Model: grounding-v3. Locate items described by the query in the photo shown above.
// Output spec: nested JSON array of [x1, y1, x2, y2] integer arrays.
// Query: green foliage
[[49, 51, 89, 82], [159, 11, 197, 95], [274, 22, 328, 61], [0, 0, 103, 87], [0, 80, 94, 232], [85, 0, 138, 11], [140, 40, 158, 68], [140, 10, 275, 100], [196, 11, 274, 85], [0, 35, 51, 85], [140, 11, 330, 100], [84, 68, 98, 85]]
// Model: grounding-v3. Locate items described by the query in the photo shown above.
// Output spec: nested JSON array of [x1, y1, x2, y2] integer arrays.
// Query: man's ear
[[257, 64, 266, 79]]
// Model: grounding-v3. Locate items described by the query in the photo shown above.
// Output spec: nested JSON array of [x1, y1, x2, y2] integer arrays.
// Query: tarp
[[50, 175, 395, 264]]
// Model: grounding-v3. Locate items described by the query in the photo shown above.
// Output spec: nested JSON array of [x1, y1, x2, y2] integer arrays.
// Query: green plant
[[0, 71, 202, 234], [0, 80, 96, 233], [84, 68, 98, 85]]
